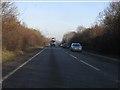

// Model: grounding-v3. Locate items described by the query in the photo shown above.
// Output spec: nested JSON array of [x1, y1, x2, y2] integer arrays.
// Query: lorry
[[50, 38, 56, 46]]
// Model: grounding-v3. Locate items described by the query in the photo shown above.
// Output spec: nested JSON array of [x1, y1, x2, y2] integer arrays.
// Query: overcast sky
[[15, 2, 110, 41]]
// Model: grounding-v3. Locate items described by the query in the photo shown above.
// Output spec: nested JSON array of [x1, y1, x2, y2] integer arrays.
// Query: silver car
[[70, 43, 82, 52]]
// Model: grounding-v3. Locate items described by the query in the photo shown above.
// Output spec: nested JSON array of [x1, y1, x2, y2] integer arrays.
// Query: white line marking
[[79, 60, 100, 71], [69, 54, 100, 71], [70, 54, 77, 59], [60, 49, 100, 71], [2, 48, 46, 82], [84, 51, 119, 62]]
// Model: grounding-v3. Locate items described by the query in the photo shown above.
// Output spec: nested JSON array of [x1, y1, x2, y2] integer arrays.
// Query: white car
[[70, 43, 82, 52]]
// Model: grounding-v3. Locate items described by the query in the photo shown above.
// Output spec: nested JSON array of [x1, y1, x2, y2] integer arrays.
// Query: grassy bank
[[2, 50, 23, 63], [2, 46, 44, 64], [2, 47, 44, 77]]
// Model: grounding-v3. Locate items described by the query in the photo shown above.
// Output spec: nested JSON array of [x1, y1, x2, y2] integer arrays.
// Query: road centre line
[[70, 54, 77, 59], [65, 51, 118, 83], [63, 51, 100, 71], [2, 48, 46, 83], [79, 60, 100, 71]]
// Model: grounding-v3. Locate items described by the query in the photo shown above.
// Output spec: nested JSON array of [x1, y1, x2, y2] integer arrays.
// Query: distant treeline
[[2, 2, 48, 51], [62, 2, 120, 55]]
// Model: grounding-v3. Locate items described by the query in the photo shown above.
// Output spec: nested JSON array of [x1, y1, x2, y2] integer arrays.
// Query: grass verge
[[2, 47, 43, 77], [2, 46, 43, 64], [2, 50, 16, 63], [2, 50, 25, 63]]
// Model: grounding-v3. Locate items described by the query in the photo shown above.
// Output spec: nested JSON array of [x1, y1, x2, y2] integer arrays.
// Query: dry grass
[[2, 50, 25, 63], [2, 46, 43, 64], [0, 50, 2, 64], [2, 50, 16, 63]]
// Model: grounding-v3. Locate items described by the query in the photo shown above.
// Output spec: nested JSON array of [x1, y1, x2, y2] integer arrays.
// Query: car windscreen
[[72, 44, 80, 46]]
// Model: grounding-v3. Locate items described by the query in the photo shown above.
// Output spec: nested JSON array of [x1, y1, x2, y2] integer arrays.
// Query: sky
[[15, 1, 110, 41]]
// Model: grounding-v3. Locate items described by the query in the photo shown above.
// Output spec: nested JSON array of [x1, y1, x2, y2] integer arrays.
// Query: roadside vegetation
[[62, 2, 120, 57], [2, 2, 49, 63]]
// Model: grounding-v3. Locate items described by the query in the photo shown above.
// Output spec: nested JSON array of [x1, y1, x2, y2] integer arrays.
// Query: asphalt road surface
[[2, 46, 119, 88]]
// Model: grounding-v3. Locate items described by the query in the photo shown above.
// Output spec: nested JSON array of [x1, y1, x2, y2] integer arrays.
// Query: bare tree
[[62, 2, 120, 55], [76, 26, 85, 33], [2, 2, 18, 19]]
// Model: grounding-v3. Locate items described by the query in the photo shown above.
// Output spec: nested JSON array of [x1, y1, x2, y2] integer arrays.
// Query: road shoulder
[[2, 48, 44, 77], [83, 50, 119, 63]]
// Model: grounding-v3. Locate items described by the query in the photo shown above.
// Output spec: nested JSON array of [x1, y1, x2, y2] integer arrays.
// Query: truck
[[50, 38, 56, 46]]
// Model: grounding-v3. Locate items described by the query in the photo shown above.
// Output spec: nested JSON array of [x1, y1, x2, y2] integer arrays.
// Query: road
[[2, 46, 119, 88]]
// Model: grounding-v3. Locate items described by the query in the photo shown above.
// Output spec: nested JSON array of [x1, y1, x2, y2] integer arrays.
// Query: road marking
[[79, 60, 100, 71], [84, 51, 119, 62], [68, 53, 100, 71], [70, 54, 77, 59], [2, 48, 46, 82]]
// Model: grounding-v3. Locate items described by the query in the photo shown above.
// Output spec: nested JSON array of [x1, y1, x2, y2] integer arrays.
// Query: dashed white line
[[70, 54, 77, 59], [68, 53, 100, 71], [2, 48, 46, 82], [79, 60, 100, 71]]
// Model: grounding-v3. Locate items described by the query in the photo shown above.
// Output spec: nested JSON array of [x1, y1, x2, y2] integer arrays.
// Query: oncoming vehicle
[[50, 38, 56, 47], [70, 43, 82, 52], [62, 43, 69, 49]]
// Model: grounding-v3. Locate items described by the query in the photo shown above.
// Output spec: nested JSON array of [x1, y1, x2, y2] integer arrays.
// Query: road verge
[[2, 47, 44, 77]]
